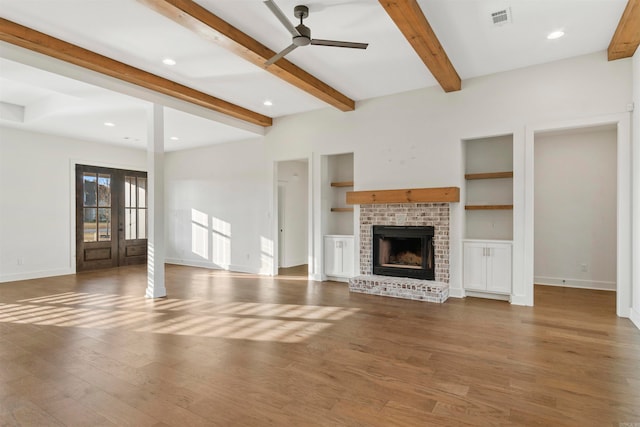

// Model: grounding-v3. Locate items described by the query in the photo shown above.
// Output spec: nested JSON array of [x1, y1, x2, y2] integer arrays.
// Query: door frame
[[523, 113, 631, 317], [273, 157, 312, 276], [70, 160, 146, 272], [277, 183, 286, 268]]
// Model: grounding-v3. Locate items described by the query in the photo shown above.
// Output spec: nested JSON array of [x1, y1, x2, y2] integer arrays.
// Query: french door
[[76, 164, 148, 271]]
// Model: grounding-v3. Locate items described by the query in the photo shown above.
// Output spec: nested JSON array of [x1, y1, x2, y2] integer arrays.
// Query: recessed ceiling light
[[547, 30, 565, 40], [263, 100, 273, 106], [104, 122, 115, 127], [162, 58, 177, 66], [170, 136, 179, 141]]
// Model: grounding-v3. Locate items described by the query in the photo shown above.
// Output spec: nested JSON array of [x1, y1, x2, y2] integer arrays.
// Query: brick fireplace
[[346, 187, 457, 303], [359, 203, 450, 283]]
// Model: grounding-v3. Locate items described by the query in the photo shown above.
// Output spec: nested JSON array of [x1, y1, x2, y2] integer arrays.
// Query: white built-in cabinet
[[323, 153, 355, 281], [324, 235, 355, 279], [463, 135, 513, 298], [463, 240, 512, 294]]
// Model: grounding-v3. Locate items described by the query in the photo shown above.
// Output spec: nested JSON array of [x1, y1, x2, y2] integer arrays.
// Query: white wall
[[277, 160, 308, 268], [534, 127, 617, 290], [632, 49, 640, 329], [162, 51, 632, 302], [163, 138, 272, 274], [0, 127, 146, 282]]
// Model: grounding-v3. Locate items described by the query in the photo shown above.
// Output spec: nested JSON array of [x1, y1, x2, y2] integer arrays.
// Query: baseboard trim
[[165, 258, 223, 270], [165, 259, 261, 275], [510, 294, 531, 306], [0, 268, 75, 283], [325, 276, 349, 283], [280, 260, 308, 269], [448, 287, 465, 298], [465, 290, 510, 301], [631, 308, 640, 330], [534, 276, 616, 291]]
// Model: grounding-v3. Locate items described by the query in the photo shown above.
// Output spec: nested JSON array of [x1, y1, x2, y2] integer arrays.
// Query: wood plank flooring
[[0, 265, 639, 426]]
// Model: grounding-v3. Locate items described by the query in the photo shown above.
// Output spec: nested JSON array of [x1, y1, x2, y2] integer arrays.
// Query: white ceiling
[[0, 0, 629, 151]]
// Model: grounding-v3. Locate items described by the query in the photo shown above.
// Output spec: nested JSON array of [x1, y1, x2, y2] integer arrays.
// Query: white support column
[[145, 103, 167, 299]]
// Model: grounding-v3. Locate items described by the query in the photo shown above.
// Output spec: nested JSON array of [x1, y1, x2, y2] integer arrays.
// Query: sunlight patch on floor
[[2, 292, 360, 343]]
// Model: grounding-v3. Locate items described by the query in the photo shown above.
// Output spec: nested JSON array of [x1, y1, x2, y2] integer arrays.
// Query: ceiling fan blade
[[311, 39, 369, 49], [265, 44, 298, 66], [263, 0, 299, 37]]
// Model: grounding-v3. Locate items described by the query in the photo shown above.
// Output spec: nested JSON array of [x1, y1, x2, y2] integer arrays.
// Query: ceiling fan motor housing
[[294, 24, 311, 46]]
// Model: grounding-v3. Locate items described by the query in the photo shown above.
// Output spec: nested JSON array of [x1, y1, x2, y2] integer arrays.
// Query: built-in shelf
[[331, 207, 354, 212], [331, 181, 354, 187], [465, 172, 513, 180], [465, 205, 514, 210]]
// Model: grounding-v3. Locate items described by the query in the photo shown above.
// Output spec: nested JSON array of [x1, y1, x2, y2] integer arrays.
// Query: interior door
[[76, 165, 147, 271]]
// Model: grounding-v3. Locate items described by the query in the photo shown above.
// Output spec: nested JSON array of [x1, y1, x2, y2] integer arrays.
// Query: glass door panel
[[83, 208, 97, 242]]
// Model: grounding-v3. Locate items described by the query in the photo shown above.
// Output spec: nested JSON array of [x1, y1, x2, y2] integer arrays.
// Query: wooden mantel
[[346, 187, 460, 205]]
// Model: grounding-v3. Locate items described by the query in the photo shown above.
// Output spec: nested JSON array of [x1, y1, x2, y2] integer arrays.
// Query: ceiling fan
[[263, 0, 369, 66]]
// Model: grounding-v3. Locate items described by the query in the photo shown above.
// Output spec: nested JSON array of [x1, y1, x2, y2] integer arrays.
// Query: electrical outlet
[[580, 263, 588, 272], [17, 257, 24, 265]]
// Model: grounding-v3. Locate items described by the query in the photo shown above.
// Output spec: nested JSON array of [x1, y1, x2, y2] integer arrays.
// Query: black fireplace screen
[[372, 225, 435, 280]]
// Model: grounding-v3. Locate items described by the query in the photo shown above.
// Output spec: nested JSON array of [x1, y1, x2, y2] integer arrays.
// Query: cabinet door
[[324, 237, 339, 276], [486, 243, 512, 293], [463, 242, 487, 291], [341, 237, 355, 277]]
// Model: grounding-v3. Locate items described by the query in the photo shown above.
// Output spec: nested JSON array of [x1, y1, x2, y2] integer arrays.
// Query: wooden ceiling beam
[[608, 0, 640, 60], [138, 0, 356, 111], [379, 0, 461, 92], [0, 18, 272, 127]]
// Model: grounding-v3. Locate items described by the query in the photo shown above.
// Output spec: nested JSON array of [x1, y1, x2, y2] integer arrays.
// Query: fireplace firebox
[[372, 225, 435, 280]]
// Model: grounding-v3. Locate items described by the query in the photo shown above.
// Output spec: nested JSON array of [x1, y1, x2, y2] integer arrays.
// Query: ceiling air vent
[[491, 8, 512, 26]]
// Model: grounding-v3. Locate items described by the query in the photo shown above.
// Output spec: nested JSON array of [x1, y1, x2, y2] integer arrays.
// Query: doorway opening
[[76, 164, 148, 272], [533, 124, 617, 311], [276, 159, 309, 277]]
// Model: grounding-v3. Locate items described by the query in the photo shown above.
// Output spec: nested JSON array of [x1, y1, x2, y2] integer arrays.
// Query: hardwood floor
[[0, 265, 638, 426], [278, 264, 308, 278]]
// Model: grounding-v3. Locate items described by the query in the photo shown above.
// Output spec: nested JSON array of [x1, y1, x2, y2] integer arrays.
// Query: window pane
[[138, 208, 147, 239], [125, 177, 134, 208], [97, 174, 111, 207], [83, 173, 97, 207], [83, 208, 97, 242], [138, 178, 147, 208], [125, 208, 136, 240], [98, 208, 111, 241]]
